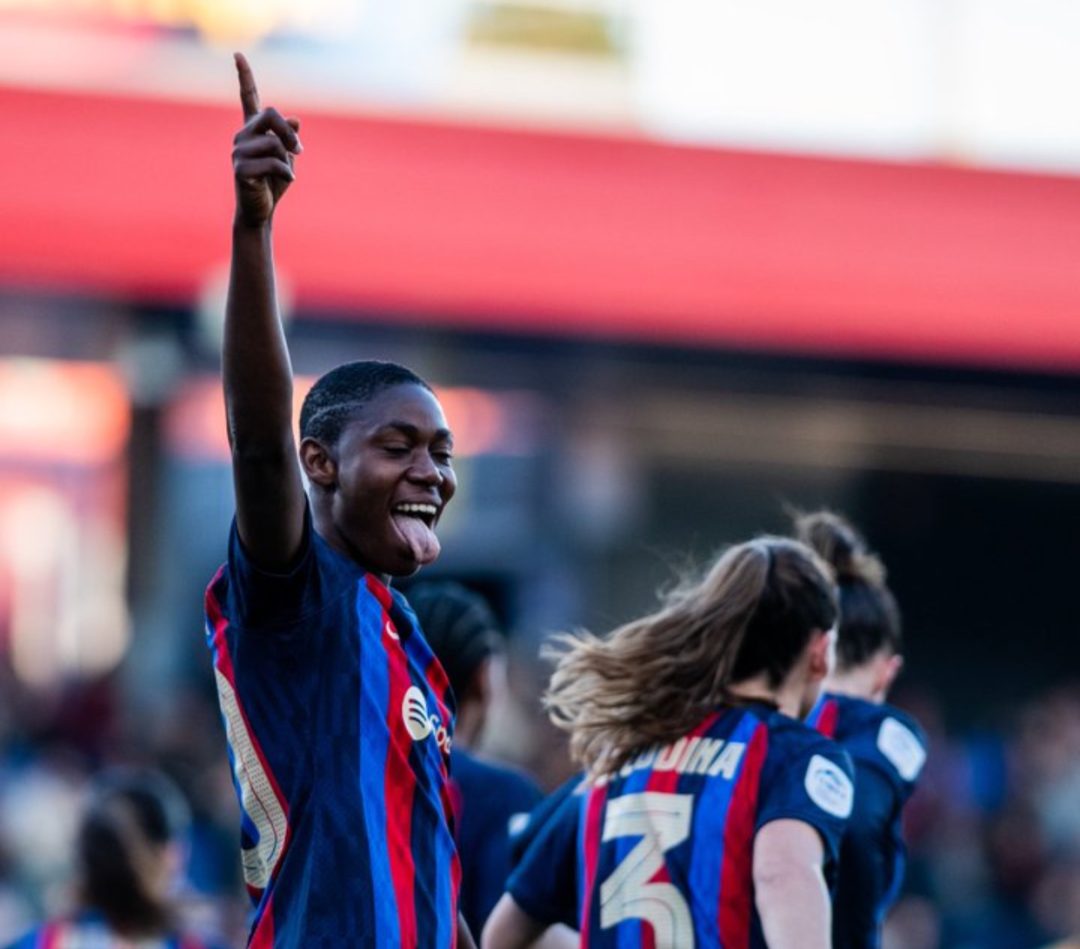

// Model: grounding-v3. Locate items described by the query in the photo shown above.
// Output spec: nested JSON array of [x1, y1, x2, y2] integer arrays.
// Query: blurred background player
[[796, 511, 927, 949], [204, 54, 472, 947], [483, 537, 854, 949], [407, 582, 541, 937], [5, 769, 224, 949]]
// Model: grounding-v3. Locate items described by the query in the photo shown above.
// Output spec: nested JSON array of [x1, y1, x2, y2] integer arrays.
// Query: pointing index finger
[[234, 52, 260, 120]]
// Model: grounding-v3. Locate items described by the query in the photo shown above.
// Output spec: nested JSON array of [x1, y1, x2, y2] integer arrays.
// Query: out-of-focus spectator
[[4, 769, 227, 949], [883, 684, 1080, 947]]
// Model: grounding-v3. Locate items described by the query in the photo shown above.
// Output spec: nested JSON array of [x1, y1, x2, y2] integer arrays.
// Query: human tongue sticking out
[[392, 513, 441, 565]]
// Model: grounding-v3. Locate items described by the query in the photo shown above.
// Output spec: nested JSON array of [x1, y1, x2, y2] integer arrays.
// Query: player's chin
[[383, 541, 431, 578], [387, 558, 424, 579]]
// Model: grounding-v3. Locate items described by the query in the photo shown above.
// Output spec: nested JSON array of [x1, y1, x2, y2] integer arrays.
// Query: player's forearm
[[224, 219, 296, 459], [754, 864, 831, 949]]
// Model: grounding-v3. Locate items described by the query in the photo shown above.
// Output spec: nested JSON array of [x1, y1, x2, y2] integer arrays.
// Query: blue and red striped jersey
[[808, 693, 927, 949], [508, 702, 854, 948], [204, 511, 461, 948], [6, 912, 226, 949]]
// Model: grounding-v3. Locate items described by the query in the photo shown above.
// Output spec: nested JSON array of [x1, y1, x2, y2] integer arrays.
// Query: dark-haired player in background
[[796, 511, 928, 949], [7, 770, 226, 949], [204, 54, 474, 947], [407, 582, 542, 936], [484, 538, 855, 949]]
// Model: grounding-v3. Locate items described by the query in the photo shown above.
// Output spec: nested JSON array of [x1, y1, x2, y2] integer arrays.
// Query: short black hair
[[407, 581, 503, 699], [299, 360, 431, 446]]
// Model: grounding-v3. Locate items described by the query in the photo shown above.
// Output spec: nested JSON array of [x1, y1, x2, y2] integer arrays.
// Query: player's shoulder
[[755, 709, 855, 822], [763, 704, 851, 762], [762, 706, 855, 784], [833, 695, 928, 785]]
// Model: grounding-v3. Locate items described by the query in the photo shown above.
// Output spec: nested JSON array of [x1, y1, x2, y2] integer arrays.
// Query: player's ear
[[807, 629, 833, 682], [300, 437, 338, 489], [875, 653, 904, 696]]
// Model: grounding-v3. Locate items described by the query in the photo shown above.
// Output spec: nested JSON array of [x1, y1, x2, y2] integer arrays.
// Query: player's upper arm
[[230, 437, 307, 572], [753, 820, 831, 949], [482, 894, 550, 949], [219, 503, 320, 634], [756, 735, 855, 871], [753, 818, 826, 886]]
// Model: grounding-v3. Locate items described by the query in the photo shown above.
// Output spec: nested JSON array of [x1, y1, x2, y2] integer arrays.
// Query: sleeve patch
[[877, 717, 927, 782], [804, 754, 854, 819]]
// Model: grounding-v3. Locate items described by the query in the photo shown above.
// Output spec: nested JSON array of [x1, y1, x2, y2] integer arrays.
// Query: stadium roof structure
[[5, 84, 1080, 372]]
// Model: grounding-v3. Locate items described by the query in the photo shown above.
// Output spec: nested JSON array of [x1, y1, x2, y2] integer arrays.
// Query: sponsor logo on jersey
[[804, 754, 854, 818], [402, 685, 452, 753], [877, 717, 926, 782]]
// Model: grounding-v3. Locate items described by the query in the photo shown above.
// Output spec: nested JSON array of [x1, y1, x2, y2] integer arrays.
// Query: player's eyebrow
[[376, 421, 454, 443]]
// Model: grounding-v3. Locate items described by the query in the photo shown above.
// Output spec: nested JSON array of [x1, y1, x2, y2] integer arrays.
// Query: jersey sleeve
[[219, 503, 321, 633], [852, 707, 928, 801], [755, 732, 855, 867], [509, 772, 584, 868], [506, 787, 580, 929]]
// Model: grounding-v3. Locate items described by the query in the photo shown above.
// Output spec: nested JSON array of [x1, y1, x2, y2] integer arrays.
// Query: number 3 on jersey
[[600, 792, 695, 947]]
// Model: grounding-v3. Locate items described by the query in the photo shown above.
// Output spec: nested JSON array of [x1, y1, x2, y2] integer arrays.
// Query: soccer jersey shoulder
[[812, 694, 928, 794], [757, 708, 857, 827], [206, 505, 369, 636]]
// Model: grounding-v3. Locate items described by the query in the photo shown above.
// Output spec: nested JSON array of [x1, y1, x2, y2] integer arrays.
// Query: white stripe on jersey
[[214, 667, 289, 891]]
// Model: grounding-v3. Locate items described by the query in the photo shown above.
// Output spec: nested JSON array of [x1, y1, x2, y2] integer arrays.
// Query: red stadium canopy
[[4, 84, 1080, 370]]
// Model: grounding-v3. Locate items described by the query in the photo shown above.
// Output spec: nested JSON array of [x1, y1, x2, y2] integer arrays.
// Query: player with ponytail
[[484, 537, 854, 949], [796, 511, 928, 949]]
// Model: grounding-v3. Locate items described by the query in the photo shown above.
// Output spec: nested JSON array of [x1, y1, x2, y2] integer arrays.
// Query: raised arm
[[225, 53, 306, 570]]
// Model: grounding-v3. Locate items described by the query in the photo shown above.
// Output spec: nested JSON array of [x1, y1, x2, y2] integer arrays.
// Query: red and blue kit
[[808, 694, 927, 949], [204, 511, 461, 948], [508, 702, 854, 948]]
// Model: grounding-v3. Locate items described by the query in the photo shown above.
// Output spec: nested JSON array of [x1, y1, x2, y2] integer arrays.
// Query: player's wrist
[[233, 210, 274, 233]]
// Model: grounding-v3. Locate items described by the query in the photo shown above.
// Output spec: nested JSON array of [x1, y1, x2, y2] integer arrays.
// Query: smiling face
[[301, 383, 457, 578]]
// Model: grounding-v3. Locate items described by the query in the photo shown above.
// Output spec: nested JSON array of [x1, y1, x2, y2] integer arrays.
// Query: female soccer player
[[7, 770, 225, 949], [204, 55, 473, 947], [483, 537, 855, 949], [797, 511, 928, 949]]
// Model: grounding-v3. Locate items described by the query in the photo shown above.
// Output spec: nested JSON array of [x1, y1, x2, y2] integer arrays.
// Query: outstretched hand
[[232, 53, 303, 227]]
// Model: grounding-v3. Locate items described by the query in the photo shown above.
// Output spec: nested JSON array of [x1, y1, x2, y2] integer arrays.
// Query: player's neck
[[824, 666, 882, 703], [727, 675, 797, 718], [312, 506, 392, 584]]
